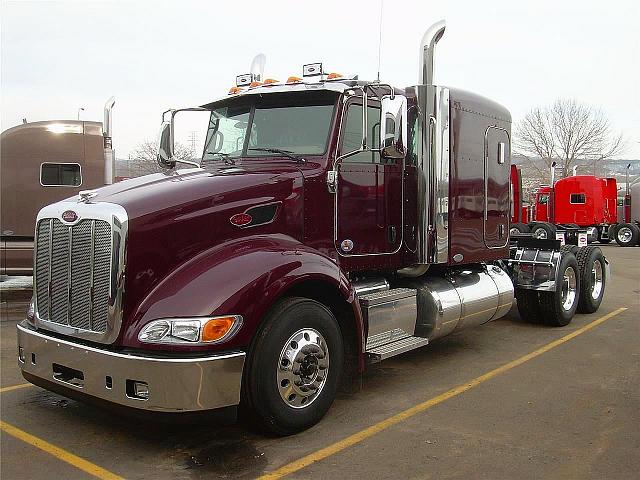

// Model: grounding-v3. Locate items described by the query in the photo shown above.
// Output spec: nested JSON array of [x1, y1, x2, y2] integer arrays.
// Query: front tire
[[539, 251, 580, 326], [243, 297, 343, 435]]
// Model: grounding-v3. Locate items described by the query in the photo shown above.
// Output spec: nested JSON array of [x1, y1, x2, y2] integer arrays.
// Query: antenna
[[376, 0, 384, 81]]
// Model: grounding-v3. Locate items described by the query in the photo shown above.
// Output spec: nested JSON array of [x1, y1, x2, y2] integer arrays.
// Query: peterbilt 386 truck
[[17, 21, 608, 435]]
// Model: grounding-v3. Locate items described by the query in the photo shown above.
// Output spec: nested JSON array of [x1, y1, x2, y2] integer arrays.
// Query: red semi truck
[[509, 165, 629, 246], [16, 22, 610, 434]]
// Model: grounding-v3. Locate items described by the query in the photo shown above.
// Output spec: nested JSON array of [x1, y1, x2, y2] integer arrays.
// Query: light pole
[[77, 107, 85, 120]]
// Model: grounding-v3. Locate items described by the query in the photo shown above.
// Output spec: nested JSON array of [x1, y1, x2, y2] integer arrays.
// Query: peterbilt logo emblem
[[62, 210, 78, 223]]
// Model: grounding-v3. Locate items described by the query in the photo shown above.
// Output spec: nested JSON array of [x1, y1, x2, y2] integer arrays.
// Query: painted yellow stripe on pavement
[[0, 383, 33, 394], [259, 307, 628, 479], [0, 420, 124, 480]]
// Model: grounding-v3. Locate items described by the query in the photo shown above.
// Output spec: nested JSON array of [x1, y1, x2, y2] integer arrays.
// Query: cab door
[[484, 126, 510, 248], [335, 100, 403, 256]]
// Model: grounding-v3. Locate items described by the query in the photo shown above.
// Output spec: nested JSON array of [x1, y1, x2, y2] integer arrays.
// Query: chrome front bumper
[[17, 322, 245, 412]]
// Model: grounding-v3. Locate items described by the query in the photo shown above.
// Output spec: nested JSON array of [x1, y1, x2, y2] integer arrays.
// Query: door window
[[339, 103, 381, 163]]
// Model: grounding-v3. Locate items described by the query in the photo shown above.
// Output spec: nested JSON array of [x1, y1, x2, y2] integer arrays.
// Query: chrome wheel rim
[[561, 266, 577, 311], [510, 227, 521, 236], [277, 328, 329, 409], [617, 227, 632, 243], [591, 260, 603, 300], [533, 228, 548, 239]]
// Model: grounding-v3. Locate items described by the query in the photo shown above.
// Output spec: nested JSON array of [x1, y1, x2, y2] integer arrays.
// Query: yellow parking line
[[0, 420, 124, 480], [0, 383, 33, 394], [259, 307, 628, 479]]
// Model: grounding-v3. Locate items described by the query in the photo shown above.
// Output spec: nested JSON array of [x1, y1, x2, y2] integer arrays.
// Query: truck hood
[[87, 165, 306, 327], [89, 166, 294, 219]]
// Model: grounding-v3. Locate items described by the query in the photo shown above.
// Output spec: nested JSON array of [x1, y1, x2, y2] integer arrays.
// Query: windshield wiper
[[205, 152, 235, 165], [248, 148, 306, 163]]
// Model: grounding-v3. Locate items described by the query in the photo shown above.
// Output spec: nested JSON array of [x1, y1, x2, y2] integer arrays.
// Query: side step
[[366, 336, 429, 364]]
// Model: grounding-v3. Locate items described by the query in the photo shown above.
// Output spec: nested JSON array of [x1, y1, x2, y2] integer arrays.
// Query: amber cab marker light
[[249, 81, 263, 88], [228, 86, 243, 95], [202, 317, 237, 342], [326, 72, 343, 80], [263, 78, 279, 85], [286, 76, 303, 84]]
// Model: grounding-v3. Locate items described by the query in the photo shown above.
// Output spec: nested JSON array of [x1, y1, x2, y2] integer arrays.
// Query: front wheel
[[243, 298, 343, 435], [539, 251, 580, 326]]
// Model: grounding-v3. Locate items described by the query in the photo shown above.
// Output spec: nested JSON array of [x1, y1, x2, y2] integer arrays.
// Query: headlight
[[138, 315, 243, 345]]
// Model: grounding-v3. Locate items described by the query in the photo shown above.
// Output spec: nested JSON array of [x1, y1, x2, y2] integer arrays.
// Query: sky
[[1, 0, 639, 159]]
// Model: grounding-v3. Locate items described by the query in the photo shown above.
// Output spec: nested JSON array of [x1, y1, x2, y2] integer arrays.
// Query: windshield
[[202, 92, 336, 162]]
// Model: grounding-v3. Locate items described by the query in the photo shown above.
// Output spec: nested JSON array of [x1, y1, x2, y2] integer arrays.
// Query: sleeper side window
[[40, 163, 82, 187], [570, 193, 586, 204]]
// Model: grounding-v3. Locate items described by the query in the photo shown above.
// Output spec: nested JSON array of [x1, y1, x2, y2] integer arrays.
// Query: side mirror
[[157, 120, 175, 168], [379, 95, 407, 160]]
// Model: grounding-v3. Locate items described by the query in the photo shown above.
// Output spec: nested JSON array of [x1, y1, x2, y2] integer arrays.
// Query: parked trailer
[[0, 99, 116, 275], [17, 22, 609, 435]]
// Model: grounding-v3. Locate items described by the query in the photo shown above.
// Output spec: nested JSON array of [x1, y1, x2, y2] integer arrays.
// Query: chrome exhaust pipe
[[550, 161, 556, 185], [419, 20, 446, 85], [103, 97, 115, 185]]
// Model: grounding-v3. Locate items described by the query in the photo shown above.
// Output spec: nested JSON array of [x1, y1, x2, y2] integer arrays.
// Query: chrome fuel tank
[[407, 265, 514, 341]]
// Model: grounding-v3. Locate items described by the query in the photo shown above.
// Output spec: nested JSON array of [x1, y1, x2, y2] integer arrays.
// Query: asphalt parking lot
[[1, 244, 638, 480]]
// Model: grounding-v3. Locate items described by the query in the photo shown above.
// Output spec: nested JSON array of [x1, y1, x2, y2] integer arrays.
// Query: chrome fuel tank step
[[366, 335, 430, 363]]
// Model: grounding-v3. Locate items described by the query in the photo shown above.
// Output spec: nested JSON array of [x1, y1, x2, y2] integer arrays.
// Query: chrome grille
[[35, 218, 112, 333]]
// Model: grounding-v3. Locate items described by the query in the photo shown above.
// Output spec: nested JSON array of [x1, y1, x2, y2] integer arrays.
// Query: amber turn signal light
[[326, 72, 343, 80], [202, 316, 239, 342]]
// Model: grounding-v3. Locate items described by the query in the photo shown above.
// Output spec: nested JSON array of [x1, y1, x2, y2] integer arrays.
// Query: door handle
[[388, 225, 397, 244], [327, 170, 337, 194]]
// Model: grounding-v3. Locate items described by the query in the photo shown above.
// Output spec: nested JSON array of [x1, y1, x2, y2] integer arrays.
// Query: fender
[[121, 233, 364, 363]]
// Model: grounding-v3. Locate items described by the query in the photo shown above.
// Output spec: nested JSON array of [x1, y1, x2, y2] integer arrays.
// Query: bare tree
[[128, 140, 196, 176], [515, 99, 624, 178]]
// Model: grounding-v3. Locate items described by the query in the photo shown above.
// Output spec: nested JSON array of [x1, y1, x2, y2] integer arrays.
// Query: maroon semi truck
[[17, 22, 609, 434]]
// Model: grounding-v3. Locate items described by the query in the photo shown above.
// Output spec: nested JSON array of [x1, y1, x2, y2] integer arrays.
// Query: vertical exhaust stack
[[550, 162, 556, 185], [419, 20, 446, 86], [410, 20, 448, 268], [626, 163, 631, 196], [103, 97, 116, 185]]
